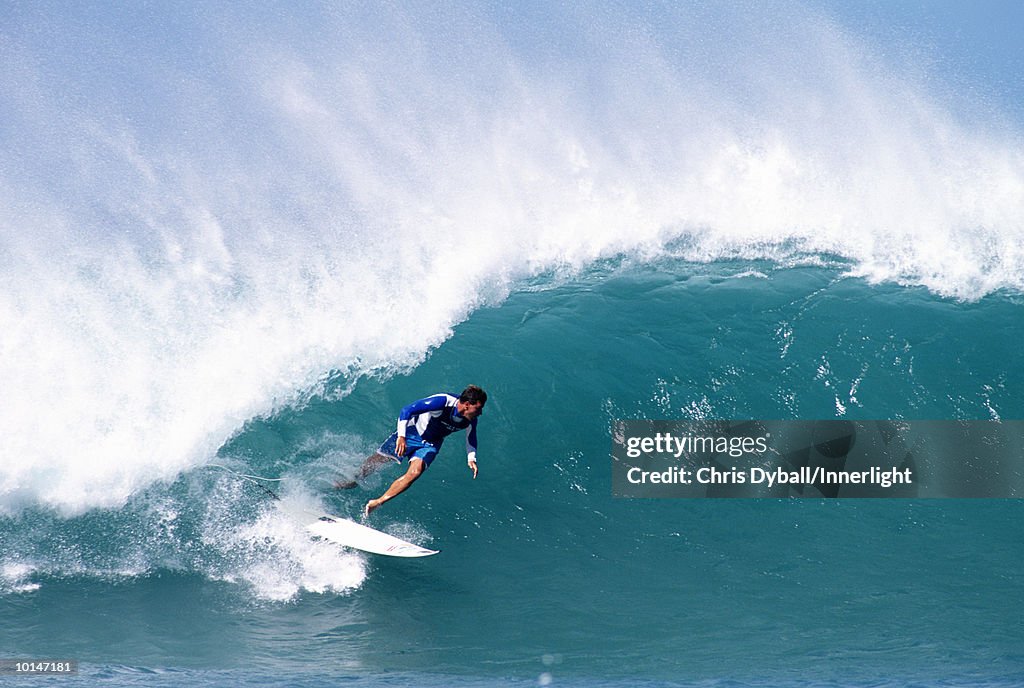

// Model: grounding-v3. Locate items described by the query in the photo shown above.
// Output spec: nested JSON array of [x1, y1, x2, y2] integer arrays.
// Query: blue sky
[[815, 0, 1024, 119], [4, 1, 1022, 123]]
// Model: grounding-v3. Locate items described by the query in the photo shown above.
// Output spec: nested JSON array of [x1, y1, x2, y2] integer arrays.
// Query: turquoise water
[[3, 263, 1023, 685], [2, 1, 1024, 685]]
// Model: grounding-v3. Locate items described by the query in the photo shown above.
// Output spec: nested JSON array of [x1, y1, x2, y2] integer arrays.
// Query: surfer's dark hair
[[459, 385, 487, 406]]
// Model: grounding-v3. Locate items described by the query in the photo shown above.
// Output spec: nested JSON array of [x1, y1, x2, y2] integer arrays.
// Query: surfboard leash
[[207, 463, 283, 501]]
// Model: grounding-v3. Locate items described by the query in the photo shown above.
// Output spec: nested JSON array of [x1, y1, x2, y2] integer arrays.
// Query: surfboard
[[278, 501, 439, 557]]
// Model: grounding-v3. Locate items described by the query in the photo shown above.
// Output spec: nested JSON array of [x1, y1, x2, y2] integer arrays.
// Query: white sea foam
[[213, 506, 367, 601], [1, 2, 1021, 513], [0, 562, 41, 593], [192, 475, 367, 600]]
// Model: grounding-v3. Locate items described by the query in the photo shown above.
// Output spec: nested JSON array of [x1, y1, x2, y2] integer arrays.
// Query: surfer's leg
[[359, 452, 400, 478], [334, 452, 399, 489]]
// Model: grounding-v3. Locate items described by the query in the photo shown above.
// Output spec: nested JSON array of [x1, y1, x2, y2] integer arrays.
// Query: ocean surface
[[2, 2, 1023, 686]]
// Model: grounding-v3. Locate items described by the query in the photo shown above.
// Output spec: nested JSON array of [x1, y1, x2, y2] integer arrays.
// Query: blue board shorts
[[378, 432, 439, 468]]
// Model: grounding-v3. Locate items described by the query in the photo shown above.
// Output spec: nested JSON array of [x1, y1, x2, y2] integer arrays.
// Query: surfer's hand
[[364, 498, 382, 516], [395, 436, 407, 457], [468, 459, 478, 479]]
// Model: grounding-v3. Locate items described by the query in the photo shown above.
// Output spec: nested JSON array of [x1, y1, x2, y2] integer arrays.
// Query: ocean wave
[[1, 1, 1021, 513]]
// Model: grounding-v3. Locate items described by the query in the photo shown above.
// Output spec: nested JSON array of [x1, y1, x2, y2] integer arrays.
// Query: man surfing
[[337, 385, 487, 516]]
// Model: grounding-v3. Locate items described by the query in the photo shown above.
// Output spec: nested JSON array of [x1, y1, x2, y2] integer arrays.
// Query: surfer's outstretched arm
[[365, 458, 425, 516]]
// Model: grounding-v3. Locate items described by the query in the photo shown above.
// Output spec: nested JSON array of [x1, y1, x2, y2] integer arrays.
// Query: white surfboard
[[279, 502, 439, 557]]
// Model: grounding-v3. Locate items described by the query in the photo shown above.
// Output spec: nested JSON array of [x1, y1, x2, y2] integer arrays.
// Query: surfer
[[337, 385, 487, 516]]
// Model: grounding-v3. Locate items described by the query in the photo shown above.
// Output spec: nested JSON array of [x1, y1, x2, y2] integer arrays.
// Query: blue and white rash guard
[[397, 393, 479, 462]]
